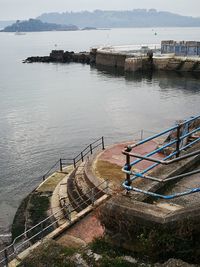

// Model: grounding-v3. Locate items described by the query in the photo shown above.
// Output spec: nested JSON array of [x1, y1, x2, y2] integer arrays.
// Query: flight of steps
[[66, 159, 105, 213], [59, 159, 104, 217]]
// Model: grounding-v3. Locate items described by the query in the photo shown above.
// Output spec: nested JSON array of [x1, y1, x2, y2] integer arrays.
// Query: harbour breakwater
[[24, 46, 200, 73], [24, 49, 94, 64]]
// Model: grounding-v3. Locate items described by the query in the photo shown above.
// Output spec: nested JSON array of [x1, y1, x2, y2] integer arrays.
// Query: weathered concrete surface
[[153, 56, 200, 72], [125, 56, 153, 72], [92, 140, 164, 191], [99, 142, 200, 263], [57, 211, 104, 244], [95, 51, 127, 69], [9, 194, 109, 267]]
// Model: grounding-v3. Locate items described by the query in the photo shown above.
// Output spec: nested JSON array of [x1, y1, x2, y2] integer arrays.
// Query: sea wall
[[153, 57, 200, 72], [125, 56, 153, 72], [95, 51, 127, 69], [24, 48, 200, 73], [95, 48, 200, 72]]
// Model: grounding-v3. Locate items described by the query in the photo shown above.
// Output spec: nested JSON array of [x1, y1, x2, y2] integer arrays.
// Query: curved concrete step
[[67, 168, 89, 212]]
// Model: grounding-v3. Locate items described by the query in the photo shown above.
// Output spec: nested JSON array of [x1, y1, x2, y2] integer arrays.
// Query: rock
[[93, 253, 102, 261], [24, 50, 92, 64], [71, 253, 89, 267], [155, 258, 197, 267], [122, 255, 137, 264], [86, 249, 102, 262]]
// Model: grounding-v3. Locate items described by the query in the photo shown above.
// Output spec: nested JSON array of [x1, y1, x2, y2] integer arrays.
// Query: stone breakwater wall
[[95, 51, 127, 69], [94, 50, 200, 72], [153, 56, 200, 72], [24, 48, 200, 73], [24, 50, 95, 64]]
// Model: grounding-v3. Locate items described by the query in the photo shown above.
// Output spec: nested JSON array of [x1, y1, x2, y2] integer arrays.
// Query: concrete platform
[[92, 140, 164, 190], [99, 142, 200, 262]]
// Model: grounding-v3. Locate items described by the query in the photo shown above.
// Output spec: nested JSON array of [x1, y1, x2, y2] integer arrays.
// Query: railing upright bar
[[59, 159, 63, 172], [90, 144, 93, 154], [4, 249, 8, 267], [176, 124, 181, 158], [102, 136, 105, 150], [73, 158, 76, 168], [180, 126, 200, 141]]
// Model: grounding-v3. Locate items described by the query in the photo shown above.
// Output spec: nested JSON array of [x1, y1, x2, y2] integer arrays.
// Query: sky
[[0, 0, 200, 20]]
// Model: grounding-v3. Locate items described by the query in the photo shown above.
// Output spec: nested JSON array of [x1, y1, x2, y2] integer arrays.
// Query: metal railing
[[41, 136, 105, 181], [122, 115, 200, 199], [0, 180, 110, 267], [69, 136, 105, 168]]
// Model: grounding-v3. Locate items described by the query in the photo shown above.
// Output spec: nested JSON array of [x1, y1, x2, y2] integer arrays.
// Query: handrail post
[[91, 188, 95, 206], [102, 136, 105, 150], [59, 158, 63, 172], [81, 152, 84, 162], [4, 249, 8, 267], [67, 204, 72, 223], [90, 144, 93, 154], [73, 158, 76, 168], [40, 222, 44, 239], [125, 146, 132, 186], [176, 124, 181, 158], [105, 179, 109, 195]]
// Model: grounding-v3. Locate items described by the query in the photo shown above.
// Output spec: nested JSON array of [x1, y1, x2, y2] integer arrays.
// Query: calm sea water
[[0, 27, 200, 234]]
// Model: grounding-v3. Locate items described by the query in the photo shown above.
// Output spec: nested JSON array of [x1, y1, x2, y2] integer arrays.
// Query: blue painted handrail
[[122, 115, 200, 199]]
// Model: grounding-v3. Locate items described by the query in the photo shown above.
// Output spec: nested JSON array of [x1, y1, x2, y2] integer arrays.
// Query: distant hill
[[0, 20, 15, 30], [1, 19, 78, 32], [37, 9, 200, 28]]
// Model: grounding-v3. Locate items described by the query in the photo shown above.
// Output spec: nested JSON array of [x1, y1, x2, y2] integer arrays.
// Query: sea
[[0, 27, 200, 236]]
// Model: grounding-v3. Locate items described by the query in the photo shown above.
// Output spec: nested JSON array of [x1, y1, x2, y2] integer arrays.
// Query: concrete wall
[[95, 49, 200, 73], [99, 196, 200, 262], [153, 57, 200, 72], [125, 57, 143, 72], [99, 146, 200, 262], [96, 51, 127, 69]]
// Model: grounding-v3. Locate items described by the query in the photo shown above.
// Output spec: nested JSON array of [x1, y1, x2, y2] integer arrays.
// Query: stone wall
[[95, 52, 127, 69], [153, 57, 200, 72], [99, 195, 200, 263]]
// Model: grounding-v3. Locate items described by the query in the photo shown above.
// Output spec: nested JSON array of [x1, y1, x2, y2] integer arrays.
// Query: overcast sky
[[0, 0, 200, 20]]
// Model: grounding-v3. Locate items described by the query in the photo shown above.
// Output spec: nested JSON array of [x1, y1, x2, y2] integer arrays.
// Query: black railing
[[0, 180, 110, 267], [61, 136, 105, 169], [41, 137, 105, 181]]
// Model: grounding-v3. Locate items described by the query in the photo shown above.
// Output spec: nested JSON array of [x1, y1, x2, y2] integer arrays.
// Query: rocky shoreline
[[24, 49, 96, 65]]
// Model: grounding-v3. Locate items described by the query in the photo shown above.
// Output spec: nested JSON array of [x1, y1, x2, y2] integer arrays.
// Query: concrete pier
[[95, 45, 200, 73]]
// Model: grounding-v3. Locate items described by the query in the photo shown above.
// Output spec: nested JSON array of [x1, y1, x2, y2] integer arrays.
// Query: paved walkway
[[56, 211, 104, 246], [97, 140, 164, 170]]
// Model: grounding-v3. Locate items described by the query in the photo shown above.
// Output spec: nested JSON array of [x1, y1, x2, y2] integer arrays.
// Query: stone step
[[67, 159, 106, 213], [75, 161, 94, 203], [67, 167, 89, 212]]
